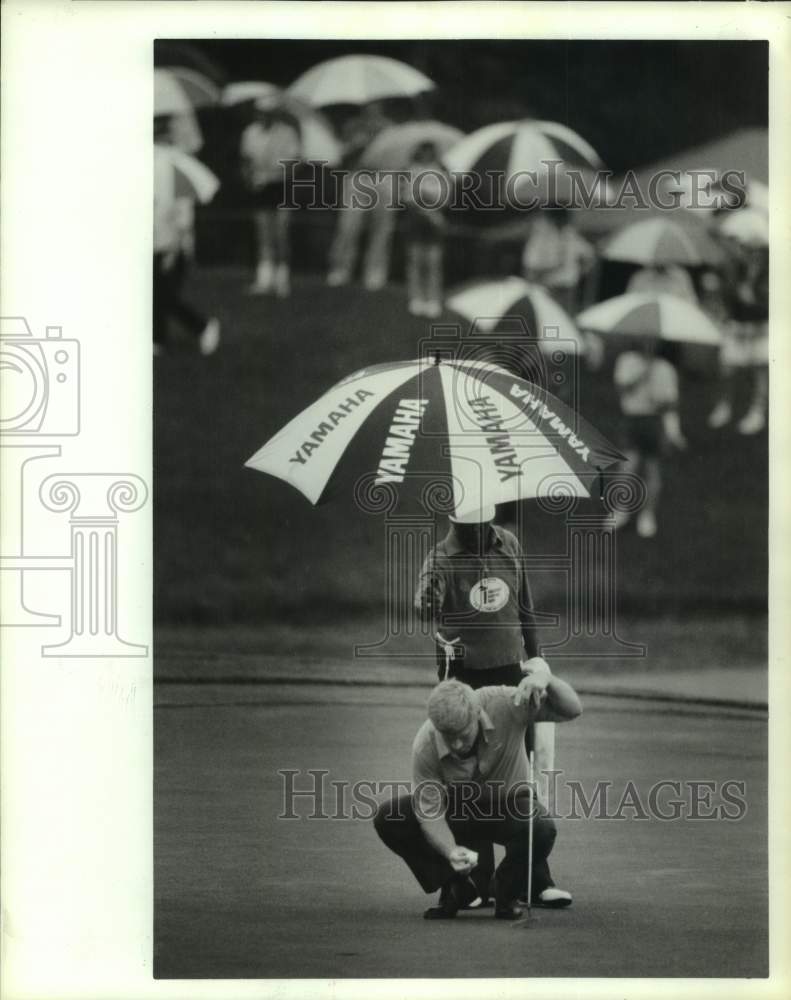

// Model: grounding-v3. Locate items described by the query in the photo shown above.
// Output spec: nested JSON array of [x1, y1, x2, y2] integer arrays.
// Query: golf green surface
[[154, 680, 767, 979]]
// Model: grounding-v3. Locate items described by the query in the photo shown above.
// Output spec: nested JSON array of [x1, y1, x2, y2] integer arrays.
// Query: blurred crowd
[[153, 55, 769, 539]]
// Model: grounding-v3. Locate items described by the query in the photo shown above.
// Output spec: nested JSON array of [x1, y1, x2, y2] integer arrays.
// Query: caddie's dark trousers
[[374, 787, 556, 905], [153, 251, 207, 346]]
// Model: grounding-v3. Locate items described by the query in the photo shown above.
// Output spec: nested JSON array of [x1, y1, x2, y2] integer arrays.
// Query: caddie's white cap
[[449, 505, 496, 524]]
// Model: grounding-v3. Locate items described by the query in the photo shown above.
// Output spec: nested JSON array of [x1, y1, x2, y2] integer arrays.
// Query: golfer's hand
[[514, 675, 548, 711], [448, 846, 478, 874]]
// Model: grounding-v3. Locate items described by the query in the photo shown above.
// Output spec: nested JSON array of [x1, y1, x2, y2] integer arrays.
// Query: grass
[[154, 267, 767, 623]]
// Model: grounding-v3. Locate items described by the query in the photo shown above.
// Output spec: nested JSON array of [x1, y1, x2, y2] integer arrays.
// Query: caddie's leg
[[492, 795, 558, 905], [533, 721, 556, 808]]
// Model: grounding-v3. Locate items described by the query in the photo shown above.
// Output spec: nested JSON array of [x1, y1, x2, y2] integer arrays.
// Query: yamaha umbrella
[[289, 54, 434, 107], [245, 357, 623, 518], [577, 293, 723, 346]]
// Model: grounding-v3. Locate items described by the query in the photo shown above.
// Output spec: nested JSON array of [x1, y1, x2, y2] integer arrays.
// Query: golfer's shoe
[[534, 887, 573, 908], [494, 902, 524, 920], [424, 876, 479, 920], [737, 407, 766, 435], [199, 318, 221, 356], [707, 399, 732, 429]]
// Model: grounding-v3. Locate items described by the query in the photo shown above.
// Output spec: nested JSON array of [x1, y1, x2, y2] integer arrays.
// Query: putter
[[513, 734, 536, 929]]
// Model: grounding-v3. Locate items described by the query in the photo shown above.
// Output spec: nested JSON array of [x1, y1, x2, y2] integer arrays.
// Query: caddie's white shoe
[[535, 887, 572, 908]]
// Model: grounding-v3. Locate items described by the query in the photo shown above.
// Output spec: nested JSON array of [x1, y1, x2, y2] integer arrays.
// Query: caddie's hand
[[514, 674, 547, 711], [520, 656, 551, 686], [448, 846, 478, 874]]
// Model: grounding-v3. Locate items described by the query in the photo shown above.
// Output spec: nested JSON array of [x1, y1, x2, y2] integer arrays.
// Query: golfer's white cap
[[450, 505, 496, 524]]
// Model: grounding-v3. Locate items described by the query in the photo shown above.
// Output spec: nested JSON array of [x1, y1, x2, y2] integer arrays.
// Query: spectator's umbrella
[[359, 121, 464, 170], [577, 293, 723, 346], [602, 218, 722, 267], [156, 146, 220, 204], [254, 93, 342, 165], [162, 67, 222, 107], [245, 357, 623, 519], [221, 81, 280, 106], [446, 278, 586, 354], [288, 55, 434, 107], [154, 69, 193, 115], [443, 120, 604, 177], [718, 208, 769, 247]]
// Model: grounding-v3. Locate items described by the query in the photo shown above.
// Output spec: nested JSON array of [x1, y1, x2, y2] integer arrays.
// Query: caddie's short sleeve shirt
[[415, 526, 533, 670]]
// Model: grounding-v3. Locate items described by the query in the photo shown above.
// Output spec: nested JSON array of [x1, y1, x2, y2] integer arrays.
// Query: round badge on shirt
[[469, 577, 510, 613]]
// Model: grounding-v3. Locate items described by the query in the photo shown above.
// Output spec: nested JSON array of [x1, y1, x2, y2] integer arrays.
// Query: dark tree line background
[[155, 38, 767, 172]]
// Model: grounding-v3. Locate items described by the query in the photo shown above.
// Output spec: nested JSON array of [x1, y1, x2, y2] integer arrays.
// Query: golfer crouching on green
[[374, 669, 582, 920]]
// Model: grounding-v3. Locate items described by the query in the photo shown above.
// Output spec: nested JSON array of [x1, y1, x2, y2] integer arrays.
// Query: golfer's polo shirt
[[412, 686, 533, 816], [415, 525, 534, 670]]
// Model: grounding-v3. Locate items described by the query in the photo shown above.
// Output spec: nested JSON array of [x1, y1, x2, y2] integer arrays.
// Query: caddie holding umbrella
[[414, 502, 556, 909]]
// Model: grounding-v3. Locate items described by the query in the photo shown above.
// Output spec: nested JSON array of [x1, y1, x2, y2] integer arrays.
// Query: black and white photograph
[[2, 3, 790, 998], [154, 31, 771, 980]]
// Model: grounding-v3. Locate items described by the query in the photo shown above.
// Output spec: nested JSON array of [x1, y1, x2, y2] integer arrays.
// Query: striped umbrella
[[288, 54, 434, 107], [245, 357, 623, 519], [163, 66, 222, 107], [443, 119, 603, 177], [446, 278, 585, 353], [577, 293, 722, 346], [602, 218, 722, 267]]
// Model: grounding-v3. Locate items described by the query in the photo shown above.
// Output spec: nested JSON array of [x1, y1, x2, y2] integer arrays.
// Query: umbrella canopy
[[163, 66, 221, 107], [602, 218, 722, 267], [221, 80, 280, 106], [155, 145, 220, 204], [154, 69, 192, 116], [245, 357, 623, 518], [252, 93, 342, 165], [442, 119, 603, 177], [288, 54, 434, 107], [718, 207, 768, 247], [446, 278, 585, 354], [359, 120, 464, 170], [577, 293, 723, 346]]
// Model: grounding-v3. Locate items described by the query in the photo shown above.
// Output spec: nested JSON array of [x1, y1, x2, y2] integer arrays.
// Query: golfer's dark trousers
[[374, 787, 556, 905], [439, 661, 536, 900], [153, 251, 207, 345]]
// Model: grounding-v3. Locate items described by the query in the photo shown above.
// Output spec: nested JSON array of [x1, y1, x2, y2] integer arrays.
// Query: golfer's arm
[[417, 815, 457, 860], [536, 676, 583, 722]]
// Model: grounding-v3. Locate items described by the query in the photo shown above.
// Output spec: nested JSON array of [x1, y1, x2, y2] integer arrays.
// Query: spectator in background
[[612, 339, 687, 538], [327, 103, 395, 290], [522, 210, 597, 314], [401, 141, 447, 317], [241, 95, 302, 297], [707, 240, 768, 435], [153, 121, 220, 356], [626, 262, 698, 304]]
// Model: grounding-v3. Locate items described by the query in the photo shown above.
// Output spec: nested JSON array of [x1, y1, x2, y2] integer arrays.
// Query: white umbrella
[[253, 93, 342, 165], [602, 218, 722, 267], [288, 54, 434, 107], [155, 146, 220, 205], [155, 69, 193, 116], [360, 120, 464, 170], [577, 293, 723, 346], [163, 66, 221, 107], [245, 356, 623, 518], [221, 81, 280, 106], [718, 208, 768, 247]]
